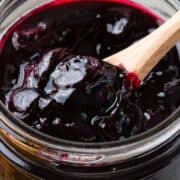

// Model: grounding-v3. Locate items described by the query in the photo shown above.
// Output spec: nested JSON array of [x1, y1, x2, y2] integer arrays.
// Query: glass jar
[[0, 0, 180, 179]]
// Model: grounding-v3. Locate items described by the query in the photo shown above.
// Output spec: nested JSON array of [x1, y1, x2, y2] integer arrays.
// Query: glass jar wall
[[0, 0, 180, 179]]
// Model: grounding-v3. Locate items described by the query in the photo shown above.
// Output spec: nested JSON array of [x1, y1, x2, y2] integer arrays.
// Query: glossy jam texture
[[0, 2, 180, 142]]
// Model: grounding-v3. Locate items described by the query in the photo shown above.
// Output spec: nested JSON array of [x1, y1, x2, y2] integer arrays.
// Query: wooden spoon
[[104, 10, 180, 87]]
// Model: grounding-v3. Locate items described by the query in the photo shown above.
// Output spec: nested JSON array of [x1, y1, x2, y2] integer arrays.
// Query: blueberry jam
[[0, 1, 180, 142]]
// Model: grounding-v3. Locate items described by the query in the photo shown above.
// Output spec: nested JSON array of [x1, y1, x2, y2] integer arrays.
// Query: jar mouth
[[0, 0, 180, 166], [0, 99, 180, 167]]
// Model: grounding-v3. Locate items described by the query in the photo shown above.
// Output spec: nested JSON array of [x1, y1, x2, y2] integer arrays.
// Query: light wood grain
[[104, 10, 180, 81]]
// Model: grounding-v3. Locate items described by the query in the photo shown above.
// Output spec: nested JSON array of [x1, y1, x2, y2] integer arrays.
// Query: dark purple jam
[[0, 2, 180, 142]]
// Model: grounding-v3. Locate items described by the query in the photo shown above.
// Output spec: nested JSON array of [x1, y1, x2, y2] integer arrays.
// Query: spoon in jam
[[104, 10, 180, 88]]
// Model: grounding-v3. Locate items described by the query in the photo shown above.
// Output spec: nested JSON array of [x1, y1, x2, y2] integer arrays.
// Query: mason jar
[[0, 0, 180, 179]]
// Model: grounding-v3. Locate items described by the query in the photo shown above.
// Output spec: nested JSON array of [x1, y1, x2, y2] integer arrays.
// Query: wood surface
[[104, 10, 180, 81]]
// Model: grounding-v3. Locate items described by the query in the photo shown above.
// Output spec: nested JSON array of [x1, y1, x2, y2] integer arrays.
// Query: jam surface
[[0, 1, 180, 142]]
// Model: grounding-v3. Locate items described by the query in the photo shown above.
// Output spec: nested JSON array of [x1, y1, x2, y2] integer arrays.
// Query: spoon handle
[[104, 10, 180, 81]]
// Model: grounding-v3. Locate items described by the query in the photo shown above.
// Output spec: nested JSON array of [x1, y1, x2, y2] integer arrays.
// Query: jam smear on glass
[[0, 1, 180, 142]]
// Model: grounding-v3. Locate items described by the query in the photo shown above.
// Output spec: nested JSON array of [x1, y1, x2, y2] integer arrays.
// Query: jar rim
[[1, 100, 180, 166]]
